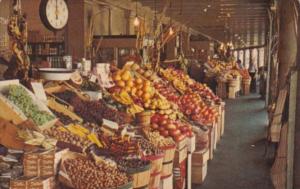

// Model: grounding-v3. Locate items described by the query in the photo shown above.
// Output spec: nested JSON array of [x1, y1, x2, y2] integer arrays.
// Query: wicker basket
[[143, 153, 164, 174], [161, 160, 173, 179], [136, 111, 153, 126], [149, 171, 161, 189], [127, 163, 151, 189]]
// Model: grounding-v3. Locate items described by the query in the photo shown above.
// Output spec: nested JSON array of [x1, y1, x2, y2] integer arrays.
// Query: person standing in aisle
[[237, 59, 244, 69], [248, 58, 257, 93]]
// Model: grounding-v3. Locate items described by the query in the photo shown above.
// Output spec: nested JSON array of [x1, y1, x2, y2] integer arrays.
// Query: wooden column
[[293, 2, 300, 188], [66, 0, 85, 60], [266, 12, 273, 105], [277, 0, 297, 90]]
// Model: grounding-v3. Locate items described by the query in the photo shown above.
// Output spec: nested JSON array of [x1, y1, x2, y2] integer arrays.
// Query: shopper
[[248, 59, 257, 93], [237, 59, 244, 69]]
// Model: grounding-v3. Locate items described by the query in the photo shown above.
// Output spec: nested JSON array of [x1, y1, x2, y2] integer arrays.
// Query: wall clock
[[39, 0, 69, 31]]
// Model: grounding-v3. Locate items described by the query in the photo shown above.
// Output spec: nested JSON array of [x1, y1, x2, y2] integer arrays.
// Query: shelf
[[29, 54, 64, 57], [28, 41, 64, 45]]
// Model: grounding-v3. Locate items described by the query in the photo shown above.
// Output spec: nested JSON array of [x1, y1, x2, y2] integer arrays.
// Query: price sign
[[94, 63, 114, 88], [31, 82, 47, 103]]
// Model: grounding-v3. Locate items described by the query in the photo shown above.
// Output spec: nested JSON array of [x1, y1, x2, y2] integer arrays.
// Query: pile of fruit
[[63, 157, 130, 189], [100, 136, 141, 157], [7, 85, 55, 126], [142, 128, 175, 148], [150, 113, 193, 142], [54, 91, 132, 125], [153, 81, 180, 103], [130, 63, 157, 81], [111, 68, 172, 111], [189, 83, 221, 104], [178, 93, 218, 125]]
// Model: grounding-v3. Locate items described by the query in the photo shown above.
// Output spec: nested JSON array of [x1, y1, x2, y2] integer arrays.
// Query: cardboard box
[[23, 150, 55, 177], [10, 176, 55, 189]]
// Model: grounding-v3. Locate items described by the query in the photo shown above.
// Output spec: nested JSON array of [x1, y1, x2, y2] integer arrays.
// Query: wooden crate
[[220, 102, 225, 136], [174, 146, 187, 166], [160, 175, 173, 189], [217, 81, 227, 99], [187, 153, 192, 189], [47, 99, 83, 124], [176, 137, 187, 150], [208, 125, 215, 160], [0, 80, 57, 130], [23, 150, 55, 177], [192, 149, 209, 166], [10, 176, 55, 189], [186, 135, 196, 153], [213, 122, 218, 150], [191, 163, 207, 185]]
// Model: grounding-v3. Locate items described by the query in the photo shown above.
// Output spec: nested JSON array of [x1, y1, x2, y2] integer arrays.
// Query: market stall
[[0, 1, 227, 189]]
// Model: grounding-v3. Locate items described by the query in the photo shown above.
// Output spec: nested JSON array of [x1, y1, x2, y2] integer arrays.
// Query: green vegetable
[[7, 85, 55, 126]]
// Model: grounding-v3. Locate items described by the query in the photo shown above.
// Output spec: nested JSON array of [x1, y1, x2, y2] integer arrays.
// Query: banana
[[87, 133, 103, 148], [73, 124, 90, 135], [67, 125, 86, 138]]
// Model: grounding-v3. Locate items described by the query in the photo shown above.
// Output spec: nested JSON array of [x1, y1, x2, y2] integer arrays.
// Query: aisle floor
[[194, 94, 274, 189]]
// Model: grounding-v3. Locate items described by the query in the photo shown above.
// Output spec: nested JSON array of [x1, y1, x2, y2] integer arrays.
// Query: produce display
[[110, 68, 172, 111], [117, 157, 150, 172], [136, 138, 162, 156], [100, 136, 141, 157], [7, 85, 55, 126], [80, 79, 101, 91], [43, 127, 91, 150], [54, 90, 132, 125], [0, 55, 225, 189], [150, 113, 192, 142], [49, 108, 77, 125], [63, 157, 131, 189], [143, 128, 175, 148], [189, 82, 221, 104], [178, 93, 217, 125]]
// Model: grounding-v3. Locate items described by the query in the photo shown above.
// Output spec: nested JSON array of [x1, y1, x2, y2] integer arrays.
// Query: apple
[[170, 129, 181, 137], [162, 130, 169, 137], [151, 123, 159, 129], [174, 134, 185, 142], [166, 123, 177, 130]]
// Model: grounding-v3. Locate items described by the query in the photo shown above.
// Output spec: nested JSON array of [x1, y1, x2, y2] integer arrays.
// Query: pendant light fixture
[[133, 0, 140, 27], [169, 1, 174, 35]]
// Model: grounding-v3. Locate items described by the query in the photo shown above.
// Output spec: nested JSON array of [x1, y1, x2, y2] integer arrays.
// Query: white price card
[[102, 119, 119, 130], [94, 63, 114, 88], [31, 82, 47, 103]]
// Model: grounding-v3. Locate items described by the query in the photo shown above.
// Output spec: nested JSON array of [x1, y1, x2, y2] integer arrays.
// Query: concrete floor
[[194, 94, 274, 189]]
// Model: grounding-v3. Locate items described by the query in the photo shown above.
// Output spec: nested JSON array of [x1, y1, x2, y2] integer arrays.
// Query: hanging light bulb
[[169, 27, 174, 35], [133, 0, 140, 27], [134, 16, 140, 27]]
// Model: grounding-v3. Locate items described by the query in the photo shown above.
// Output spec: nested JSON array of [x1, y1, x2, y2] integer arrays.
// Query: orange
[[121, 70, 131, 81], [136, 78, 143, 84], [117, 80, 126, 87], [142, 93, 151, 101], [137, 90, 143, 97], [131, 87, 137, 95], [143, 85, 152, 93], [126, 80, 134, 88]]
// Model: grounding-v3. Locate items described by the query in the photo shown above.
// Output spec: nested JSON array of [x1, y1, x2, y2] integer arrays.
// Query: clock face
[[40, 0, 69, 31]]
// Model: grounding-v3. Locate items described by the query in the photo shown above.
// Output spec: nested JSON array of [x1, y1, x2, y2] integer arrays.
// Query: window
[[245, 49, 250, 69], [258, 48, 265, 67]]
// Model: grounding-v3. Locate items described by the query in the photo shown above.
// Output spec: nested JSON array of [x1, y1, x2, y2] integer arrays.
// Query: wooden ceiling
[[137, 0, 270, 48]]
